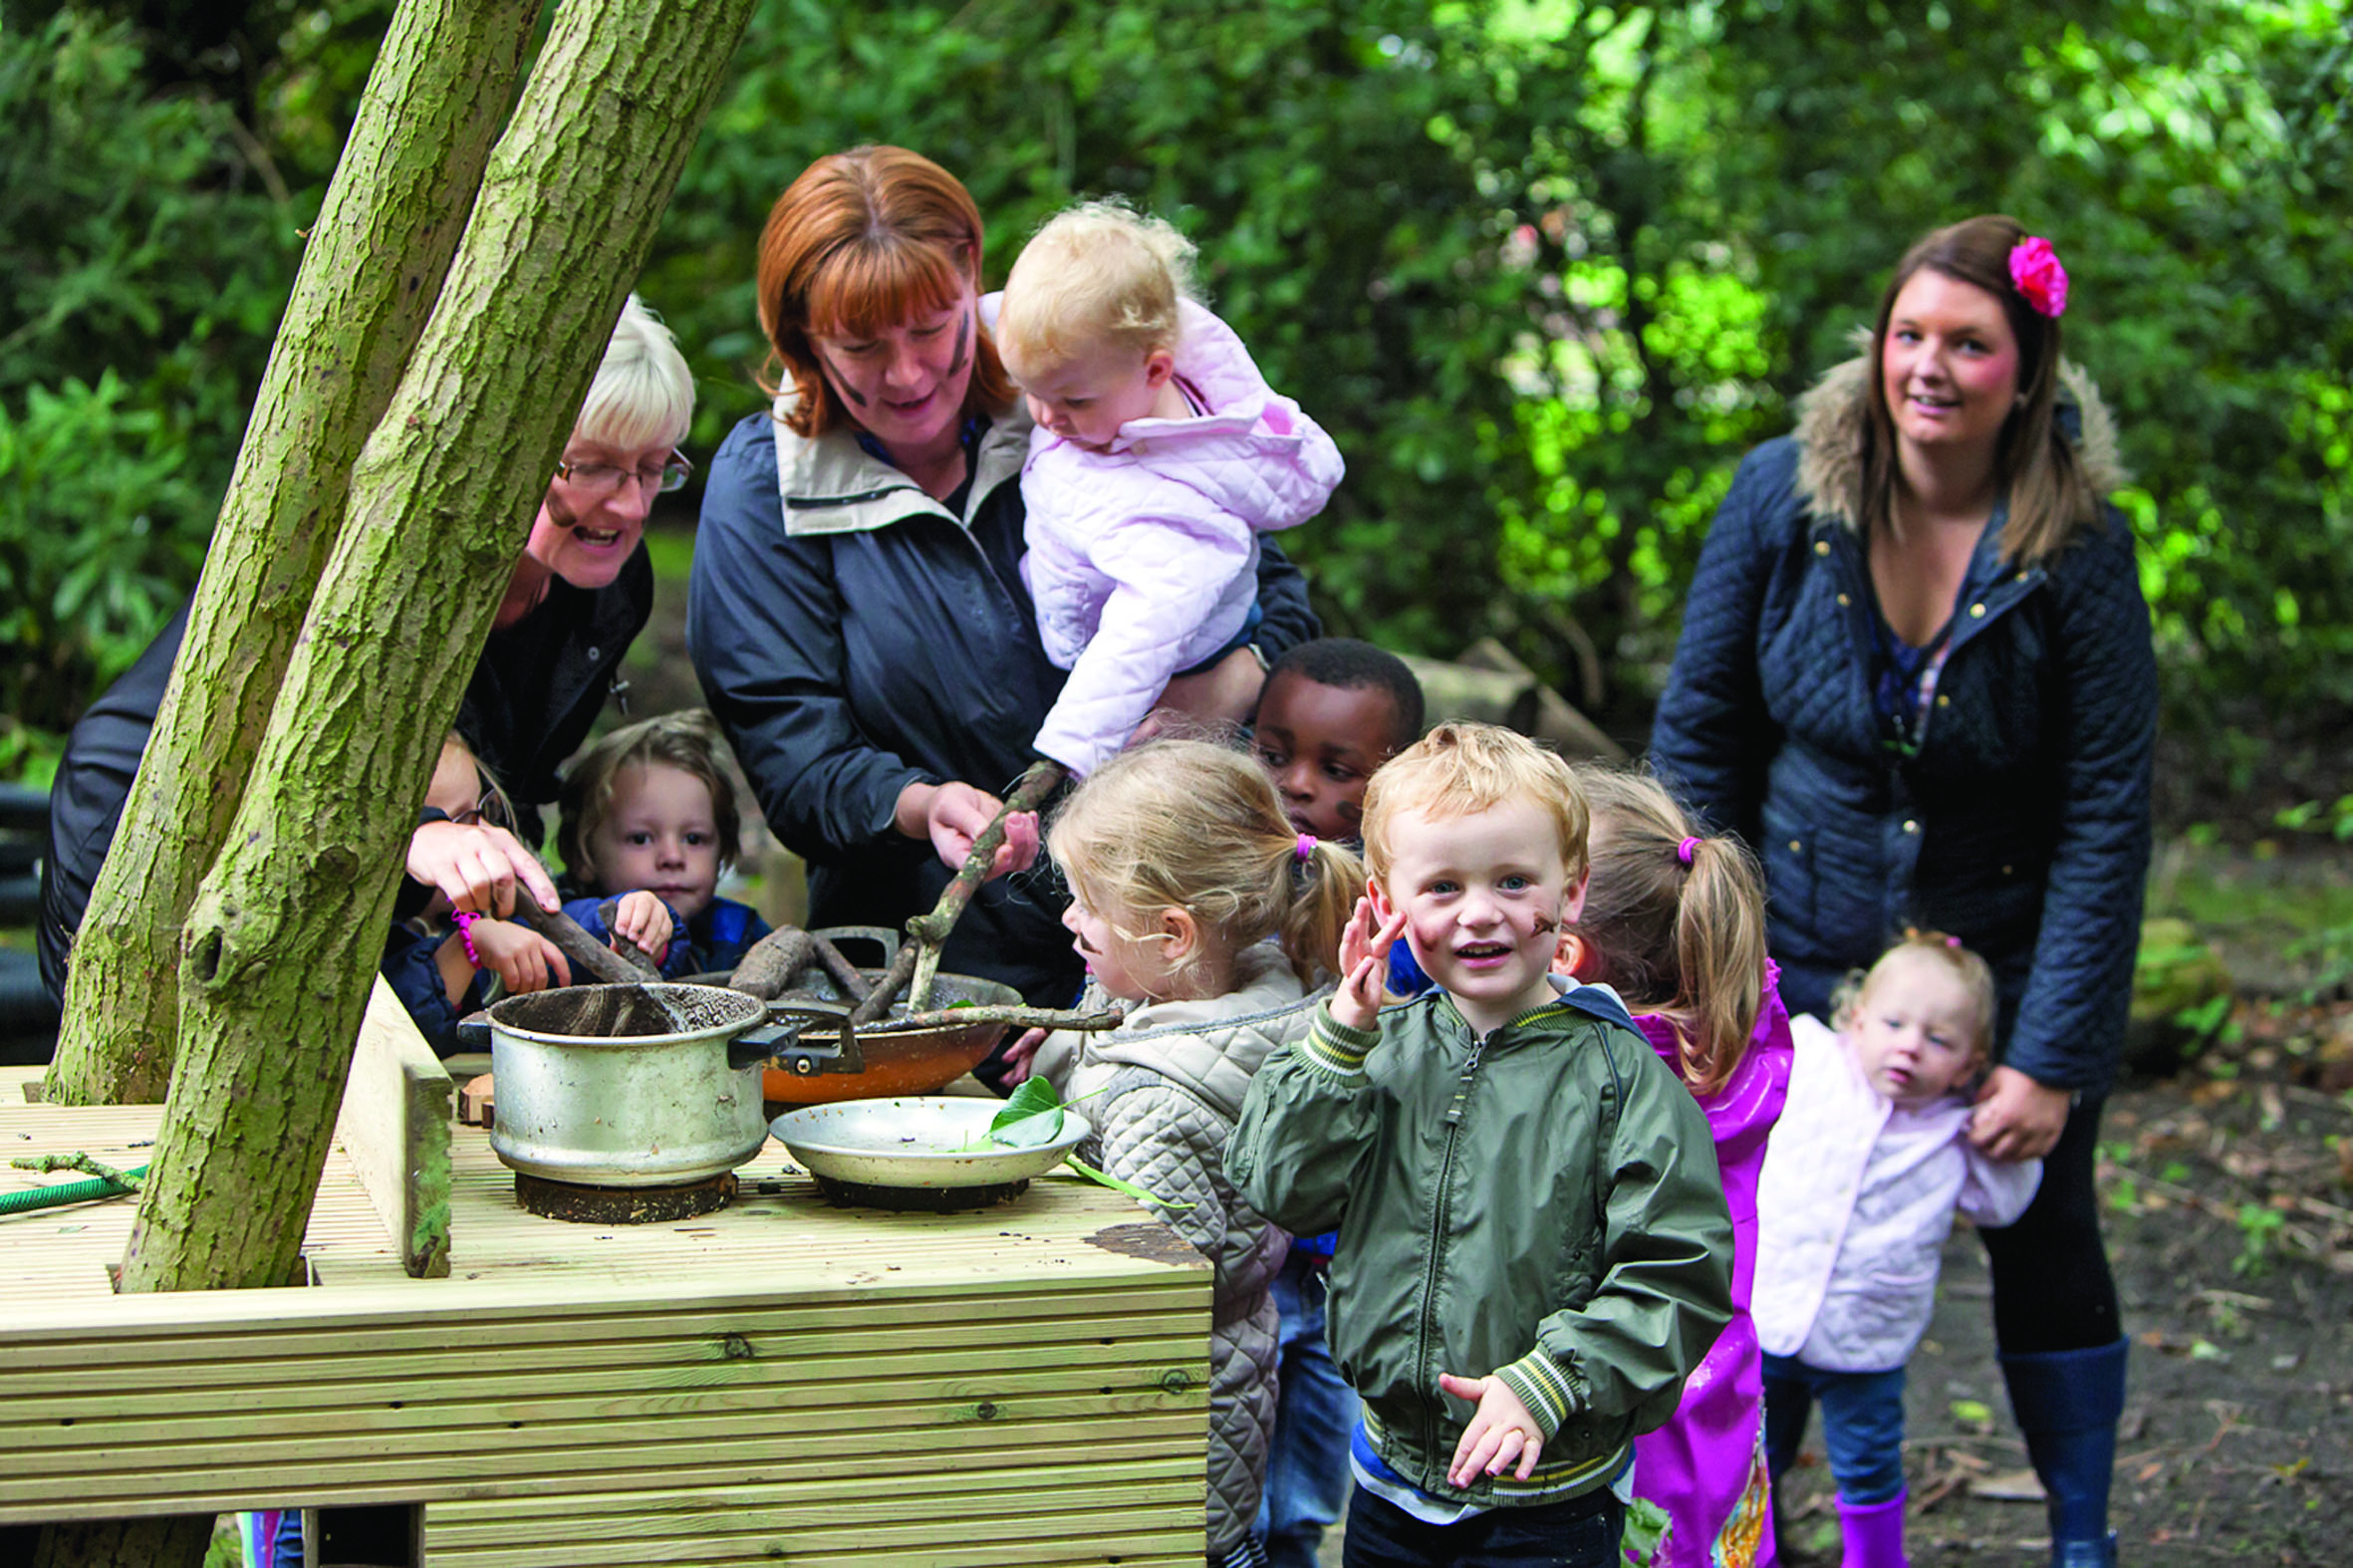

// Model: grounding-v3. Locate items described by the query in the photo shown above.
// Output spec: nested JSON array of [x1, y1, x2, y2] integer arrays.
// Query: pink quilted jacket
[[1753, 1014, 2042, 1371], [1009, 296, 1344, 775]]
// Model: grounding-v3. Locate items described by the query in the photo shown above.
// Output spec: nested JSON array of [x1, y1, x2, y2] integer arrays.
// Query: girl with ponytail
[[1560, 765, 1793, 1568], [1001, 738, 1361, 1568]]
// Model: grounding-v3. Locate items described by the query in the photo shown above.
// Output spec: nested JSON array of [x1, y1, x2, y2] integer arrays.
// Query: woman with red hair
[[688, 146, 1317, 1042]]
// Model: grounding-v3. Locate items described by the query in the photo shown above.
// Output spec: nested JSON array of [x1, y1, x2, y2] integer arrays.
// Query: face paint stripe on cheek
[[946, 312, 970, 379]]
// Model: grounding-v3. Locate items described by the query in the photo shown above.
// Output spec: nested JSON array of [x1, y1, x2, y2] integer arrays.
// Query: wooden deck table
[[0, 992, 1212, 1567]]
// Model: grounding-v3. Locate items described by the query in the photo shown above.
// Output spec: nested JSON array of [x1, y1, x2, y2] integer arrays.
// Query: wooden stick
[[11, 1152, 145, 1189], [725, 926, 815, 1001], [510, 901, 652, 984], [807, 932, 873, 1004], [859, 1003, 1126, 1035], [850, 760, 1066, 1024]]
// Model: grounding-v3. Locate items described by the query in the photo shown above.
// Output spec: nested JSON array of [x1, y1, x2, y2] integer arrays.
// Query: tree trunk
[[43, 0, 542, 1107], [118, 0, 752, 1300]]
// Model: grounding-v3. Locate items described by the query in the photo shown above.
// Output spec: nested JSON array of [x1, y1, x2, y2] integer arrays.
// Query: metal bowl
[[768, 1098, 1092, 1189]]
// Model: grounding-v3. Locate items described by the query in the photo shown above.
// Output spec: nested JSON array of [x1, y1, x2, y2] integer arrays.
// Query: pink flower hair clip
[[2008, 236, 2068, 318]]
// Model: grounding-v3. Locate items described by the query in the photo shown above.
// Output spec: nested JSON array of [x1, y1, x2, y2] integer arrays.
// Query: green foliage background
[[3, 0, 2347, 791]]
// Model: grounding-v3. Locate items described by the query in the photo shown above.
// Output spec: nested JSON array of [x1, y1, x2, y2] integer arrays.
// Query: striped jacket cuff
[[1493, 1349, 1581, 1440], [1298, 1004, 1381, 1076]]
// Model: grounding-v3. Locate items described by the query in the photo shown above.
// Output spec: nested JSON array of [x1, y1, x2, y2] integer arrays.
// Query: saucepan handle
[[728, 1017, 809, 1071]]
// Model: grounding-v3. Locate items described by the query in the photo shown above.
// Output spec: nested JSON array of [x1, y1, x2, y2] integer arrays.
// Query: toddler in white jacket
[[1753, 931, 2041, 1568], [993, 201, 1344, 777]]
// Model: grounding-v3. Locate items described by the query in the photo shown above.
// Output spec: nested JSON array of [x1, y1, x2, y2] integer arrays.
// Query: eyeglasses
[[445, 789, 515, 832], [553, 450, 693, 495]]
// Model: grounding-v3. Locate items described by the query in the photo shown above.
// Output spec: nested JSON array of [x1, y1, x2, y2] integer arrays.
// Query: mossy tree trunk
[[35, 0, 752, 1562], [120, 0, 751, 1289], [44, 0, 542, 1108]]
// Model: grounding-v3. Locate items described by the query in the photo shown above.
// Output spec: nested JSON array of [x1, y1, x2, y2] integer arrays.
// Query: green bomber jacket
[[1226, 985, 1734, 1505]]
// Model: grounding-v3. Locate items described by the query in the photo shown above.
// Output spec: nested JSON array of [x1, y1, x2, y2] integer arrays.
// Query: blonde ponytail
[[1569, 765, 1770, 1096]]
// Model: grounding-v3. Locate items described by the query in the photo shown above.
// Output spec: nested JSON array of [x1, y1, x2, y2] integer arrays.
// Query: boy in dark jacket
[[1228, 722, 1733, 1567]]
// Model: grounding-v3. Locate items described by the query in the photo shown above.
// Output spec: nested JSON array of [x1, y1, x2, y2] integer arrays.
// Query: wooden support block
[[333, 979, 454, 1278]]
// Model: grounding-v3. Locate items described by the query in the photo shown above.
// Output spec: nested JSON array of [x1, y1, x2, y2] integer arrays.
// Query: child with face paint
[[1228, 723, 1734, 1568], [992, 201, 1345, 779], [1752, 932, 2043, 1568]]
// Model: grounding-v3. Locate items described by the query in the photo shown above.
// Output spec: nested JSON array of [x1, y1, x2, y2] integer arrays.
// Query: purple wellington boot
[[1836, 1488, 1908, 1568]]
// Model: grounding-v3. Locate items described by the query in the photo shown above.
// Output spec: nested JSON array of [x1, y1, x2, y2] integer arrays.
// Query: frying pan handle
[[811, 924, 899, 969]]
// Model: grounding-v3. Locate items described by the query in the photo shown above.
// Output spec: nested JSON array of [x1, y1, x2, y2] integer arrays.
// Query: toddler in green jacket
[[1227, 722, 1733, 1568]]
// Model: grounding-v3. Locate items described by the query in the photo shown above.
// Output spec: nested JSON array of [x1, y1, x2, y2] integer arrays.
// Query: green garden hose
[[0, 1165, 148, 1215]]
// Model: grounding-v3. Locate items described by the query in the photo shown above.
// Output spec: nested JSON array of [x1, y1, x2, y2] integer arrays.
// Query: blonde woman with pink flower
[[1654, 214, 2155, 1568]]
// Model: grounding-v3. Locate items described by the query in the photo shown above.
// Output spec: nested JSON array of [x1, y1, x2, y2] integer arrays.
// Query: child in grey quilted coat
[[1012, 740, 1364, 1567]]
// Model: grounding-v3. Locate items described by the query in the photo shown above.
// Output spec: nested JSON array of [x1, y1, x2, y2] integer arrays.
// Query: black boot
[[1999, 1336, 2127, 1567]]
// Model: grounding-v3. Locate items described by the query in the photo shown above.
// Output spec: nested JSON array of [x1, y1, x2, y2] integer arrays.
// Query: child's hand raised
[[1330, 895, 1407, 1032], [608, 892, 674, 965], [997, 1026, 1048, 1088], [1437, 1372, 1544, 1487], [468, 917, 570, 995]]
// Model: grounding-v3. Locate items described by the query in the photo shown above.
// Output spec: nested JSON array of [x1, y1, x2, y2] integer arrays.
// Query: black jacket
[[688, 406, 1317, 1009], [1651, 359, 2156, 1092], [38, 552, 653, 1001]]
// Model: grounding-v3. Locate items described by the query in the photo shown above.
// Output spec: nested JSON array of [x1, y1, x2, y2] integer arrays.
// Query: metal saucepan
[[768, 1097, 1092, 1189], [471, 983, 805, 1186]]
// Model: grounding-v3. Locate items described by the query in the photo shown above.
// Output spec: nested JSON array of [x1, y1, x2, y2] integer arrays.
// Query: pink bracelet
[[453, 911, 482, 968]]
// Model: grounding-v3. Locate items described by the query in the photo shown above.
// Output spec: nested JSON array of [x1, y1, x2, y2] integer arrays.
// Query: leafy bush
[[0, 9, 300, 737]]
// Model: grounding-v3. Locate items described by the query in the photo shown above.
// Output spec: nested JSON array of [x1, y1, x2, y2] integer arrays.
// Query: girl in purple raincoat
[[1561, 767, 1793, 1568]]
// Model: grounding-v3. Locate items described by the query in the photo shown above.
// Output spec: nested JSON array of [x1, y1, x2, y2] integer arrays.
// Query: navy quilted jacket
[[1651, 361, 2156, 1094]]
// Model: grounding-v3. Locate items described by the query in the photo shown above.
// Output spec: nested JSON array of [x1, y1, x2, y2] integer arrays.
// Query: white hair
[[576, 294, 693, 450]]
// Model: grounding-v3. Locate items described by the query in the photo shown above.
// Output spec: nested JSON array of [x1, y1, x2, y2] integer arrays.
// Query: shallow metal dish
[[768, 1098, 1092, 1188]]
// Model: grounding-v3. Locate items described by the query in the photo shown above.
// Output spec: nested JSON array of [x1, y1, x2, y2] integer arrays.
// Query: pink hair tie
[[1295, 833, 1318, 862], [1946, 934, 1962, 949], [1677, 836, 1701, 867], [453, 911, 482, 968]]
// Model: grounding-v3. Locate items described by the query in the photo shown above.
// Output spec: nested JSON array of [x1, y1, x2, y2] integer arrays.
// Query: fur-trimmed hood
[[1792, 337, 2128, 530]]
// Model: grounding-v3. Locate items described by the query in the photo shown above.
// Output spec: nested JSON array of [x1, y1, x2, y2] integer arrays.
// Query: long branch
[[849, 760, 1066, 1025]]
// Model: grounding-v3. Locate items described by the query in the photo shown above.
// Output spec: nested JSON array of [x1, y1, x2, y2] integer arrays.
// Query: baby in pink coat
[[993, 201, 1344, 777], [1753, 932, 2042, 1568]]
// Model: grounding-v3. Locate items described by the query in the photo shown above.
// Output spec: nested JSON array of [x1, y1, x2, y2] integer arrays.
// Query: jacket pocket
[[1757, 798, 1818, 954]]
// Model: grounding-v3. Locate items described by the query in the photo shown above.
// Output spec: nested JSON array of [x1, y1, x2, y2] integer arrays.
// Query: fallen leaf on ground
[[1969, 1469, 2047, 1502]]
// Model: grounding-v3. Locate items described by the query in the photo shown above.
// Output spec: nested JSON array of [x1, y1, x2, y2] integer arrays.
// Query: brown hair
[[1567, 767, 1768, 1097], [1359, 722, 1589, 890], [754, 145, 1015, 438], [1863, 213, 2102, 564], [557, 711, 745, 888], [1833, 929, 2000, 1067], [1047, 739, 1367, 990]]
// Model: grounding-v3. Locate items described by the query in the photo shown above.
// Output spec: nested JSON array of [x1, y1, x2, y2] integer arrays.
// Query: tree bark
[[45, 0, 542, 1106], [116, 0, 752, 1299]]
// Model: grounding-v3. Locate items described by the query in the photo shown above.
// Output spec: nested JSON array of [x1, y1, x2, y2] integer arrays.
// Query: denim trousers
[[1256, 1250, 1359, 1568], [1341, 1484, 1625, 1568], [1760, 1353, 1908, 1504]]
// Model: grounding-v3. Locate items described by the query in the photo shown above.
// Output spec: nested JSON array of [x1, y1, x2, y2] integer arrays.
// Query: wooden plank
[[335, 977, 454, 1278], [0, 1420, 1208, 1516], [0, 1311, 1205, 1397], [0, 1067, 1212, 1552]]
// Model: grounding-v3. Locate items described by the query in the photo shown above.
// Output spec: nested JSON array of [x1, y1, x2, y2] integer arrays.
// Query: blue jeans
[[1257, 1251, 1359, 1568], [1342, 1485, 1624, 1568], [1760, 1353, 1908, 1504]]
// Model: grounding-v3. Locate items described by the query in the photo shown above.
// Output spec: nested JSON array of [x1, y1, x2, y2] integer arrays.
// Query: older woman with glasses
[[38, 295, 696, 1010]]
